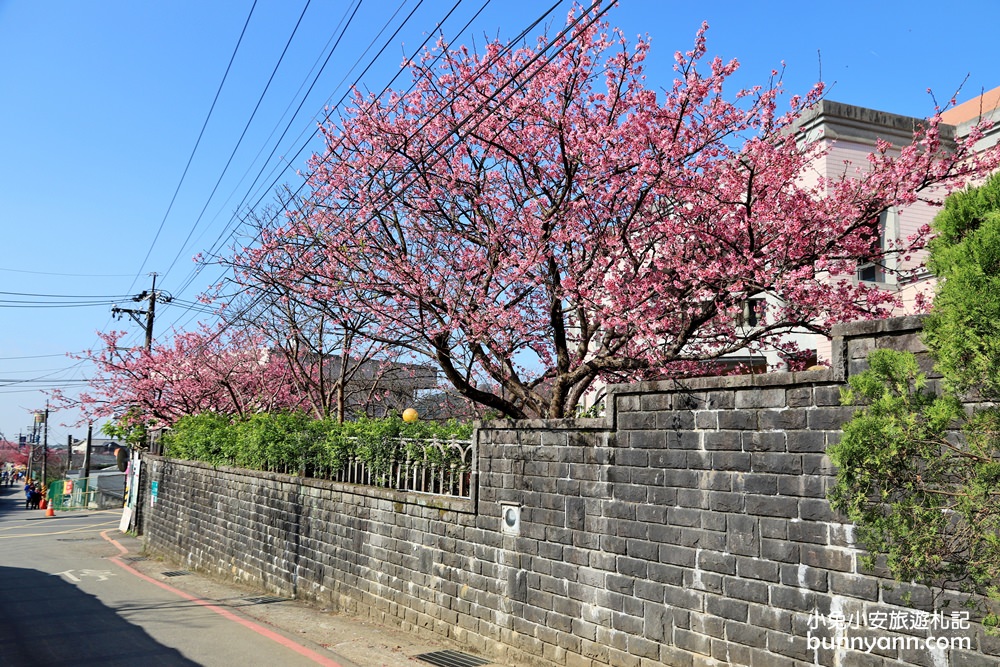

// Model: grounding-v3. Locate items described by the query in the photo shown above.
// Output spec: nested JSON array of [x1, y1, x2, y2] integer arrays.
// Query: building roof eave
[[793, 99, 956, 149]]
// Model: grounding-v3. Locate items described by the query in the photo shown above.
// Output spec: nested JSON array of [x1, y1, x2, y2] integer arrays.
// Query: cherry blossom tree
[[232, 9, 998, 419], [56, 324, 302, 429], [0, 440, 29, 468], [221, 202, 435, 423]]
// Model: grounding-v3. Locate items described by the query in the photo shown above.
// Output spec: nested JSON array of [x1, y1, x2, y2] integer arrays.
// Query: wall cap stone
[[472, 418, 608, 431], [599, 315, 926, 413], [830, 314, 926, 338], [609, 368, 835, 395]]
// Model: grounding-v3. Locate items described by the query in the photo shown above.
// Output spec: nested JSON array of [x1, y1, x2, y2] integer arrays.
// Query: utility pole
[[40, 403, 49, 484], [109, 274, 170, 534], [82, 423, 92, 480], [26, 425, 33, 481], [112, 273, 171, 351], [29, 411, 43, 481], [82, 423, 93, 506], [145, 272, 157, 350]]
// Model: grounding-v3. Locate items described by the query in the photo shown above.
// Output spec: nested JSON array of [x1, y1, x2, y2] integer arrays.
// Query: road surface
[[0, 483, 354, 666]]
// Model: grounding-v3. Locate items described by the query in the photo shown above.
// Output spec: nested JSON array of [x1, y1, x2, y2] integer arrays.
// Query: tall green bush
[[831, 173, 1000, 622], [163, 412, 235, 464]]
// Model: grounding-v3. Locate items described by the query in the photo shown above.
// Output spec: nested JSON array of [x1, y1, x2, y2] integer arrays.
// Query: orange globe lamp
[[402, 408, 419, 423]]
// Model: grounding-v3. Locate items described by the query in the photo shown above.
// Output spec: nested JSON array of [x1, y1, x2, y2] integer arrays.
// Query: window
[[856, 262, 884, 283], [857, 211, 888, 283]]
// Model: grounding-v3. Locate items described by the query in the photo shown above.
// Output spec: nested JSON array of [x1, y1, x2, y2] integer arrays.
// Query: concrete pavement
[[0, 483, 503, 667], [114, 529, 479, 667]]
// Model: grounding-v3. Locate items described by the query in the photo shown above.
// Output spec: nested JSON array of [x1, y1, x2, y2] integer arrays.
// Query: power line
[[167, 0, 494, 321], [0, 380, 95, 386], [167, 0, 381, 301], [0, 353, 86, 361], [141, 0, 377, 337], [128, 0, 261, 293], [171, 0, 593, 356], [78, 1, 266, 372], [22, 4, 567, 421], [0, 359, 94, 388], [0, 300, 122, 309], [0, 366, 88, 374], [77, 1, 590, 416], [160, 0, 317, 281], [0, 290, 134, 299], [162, 0, 440, 332], [0, 267, 134, 278]]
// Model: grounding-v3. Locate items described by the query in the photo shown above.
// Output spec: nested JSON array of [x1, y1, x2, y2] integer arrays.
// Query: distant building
[[790, 92, 1000, 364], [276, 351, 439, 418], [580, 90, 1000, 412], [65, 468, 126, 508], [69, 437, 123, 471]]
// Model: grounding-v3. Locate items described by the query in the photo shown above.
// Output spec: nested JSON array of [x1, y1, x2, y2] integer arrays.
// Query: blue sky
[[1, 0, 997, 443]]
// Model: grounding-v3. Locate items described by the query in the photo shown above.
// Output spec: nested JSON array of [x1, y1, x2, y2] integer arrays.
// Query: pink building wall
[[789, 96, 1000, 364]]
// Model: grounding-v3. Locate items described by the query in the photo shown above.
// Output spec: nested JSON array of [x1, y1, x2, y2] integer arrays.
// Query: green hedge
[[162, 412, 473, 478]]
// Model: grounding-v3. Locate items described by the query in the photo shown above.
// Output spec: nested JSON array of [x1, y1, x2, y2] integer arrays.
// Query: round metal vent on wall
[[500, 504, 520, 535]]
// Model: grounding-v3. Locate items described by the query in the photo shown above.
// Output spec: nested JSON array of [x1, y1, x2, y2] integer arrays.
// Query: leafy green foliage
[[925, 173, 1000, 397], [162, 413, 473, 481], [101, 406, 154, 448], [831, 174, 1000, 618], [162, 412, 236, 462], [829, 350, 996, 589]]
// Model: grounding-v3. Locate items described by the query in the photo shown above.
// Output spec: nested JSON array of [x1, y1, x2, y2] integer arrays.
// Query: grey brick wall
[[142, 316, 996, 666]]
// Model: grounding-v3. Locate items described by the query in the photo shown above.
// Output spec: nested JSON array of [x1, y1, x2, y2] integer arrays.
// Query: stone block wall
[[142, 316, 997, 666]]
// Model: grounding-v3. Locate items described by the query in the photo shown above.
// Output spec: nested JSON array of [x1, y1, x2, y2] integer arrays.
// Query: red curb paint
[[101, 530, 345, 667]]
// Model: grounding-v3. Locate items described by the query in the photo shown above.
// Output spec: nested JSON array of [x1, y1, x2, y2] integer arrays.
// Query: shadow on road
[[0, 564, 200, 666]]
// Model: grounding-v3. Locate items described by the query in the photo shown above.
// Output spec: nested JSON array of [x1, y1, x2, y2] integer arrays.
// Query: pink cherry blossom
[[84, 8, 1000, 422], [233, 8, 997, 419]]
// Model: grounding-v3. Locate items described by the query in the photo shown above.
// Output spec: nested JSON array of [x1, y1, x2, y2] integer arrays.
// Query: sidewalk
[[111, 529, 502, 667]]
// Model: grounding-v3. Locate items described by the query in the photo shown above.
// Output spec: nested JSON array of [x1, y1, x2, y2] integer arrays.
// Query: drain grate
[[122, 556, 148, 562], [415, 650, 491, 667], [243, 595, 288, 605], [161, 570, 191, 577], [56, 537, 97, 542]]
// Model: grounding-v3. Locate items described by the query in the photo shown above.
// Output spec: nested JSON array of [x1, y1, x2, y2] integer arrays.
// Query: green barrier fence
[[47, 478, 99, 510]]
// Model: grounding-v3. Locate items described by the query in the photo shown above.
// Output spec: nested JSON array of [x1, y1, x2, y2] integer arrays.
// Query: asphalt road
[[0, 483, 354, 667]]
